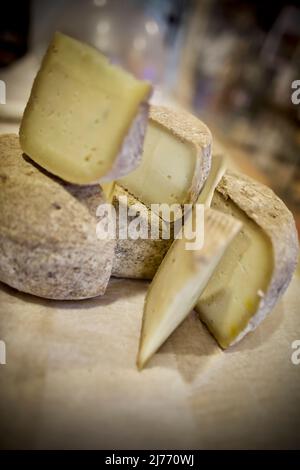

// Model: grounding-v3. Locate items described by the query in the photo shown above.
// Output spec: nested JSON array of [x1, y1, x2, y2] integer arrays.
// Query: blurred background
[[0, 0, 299, 229]]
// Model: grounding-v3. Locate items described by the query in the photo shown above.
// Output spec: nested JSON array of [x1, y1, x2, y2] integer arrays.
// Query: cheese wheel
[[0, 134, 115, 299]]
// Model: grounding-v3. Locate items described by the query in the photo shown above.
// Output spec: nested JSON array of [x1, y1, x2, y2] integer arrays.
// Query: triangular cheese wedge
[[196, 170, 299, 348], [112, 151, 227, 280], [137, 208, 242, 369], [20, 32, 151, 184]]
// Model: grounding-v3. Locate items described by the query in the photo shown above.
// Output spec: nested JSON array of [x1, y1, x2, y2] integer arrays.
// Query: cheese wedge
[[20, 32, 151, 184], [115, 169, 297, 352], [137, 208, 242, 369], [112, 185, 172, 279], [118, 106, 212, 221], [196, 171, 299, 348], [112, 151, 226, 279]]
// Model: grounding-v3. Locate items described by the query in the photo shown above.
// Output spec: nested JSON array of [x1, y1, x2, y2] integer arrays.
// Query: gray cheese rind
[[112, 185, 172, 280], [202, 170, 299, 345], [0, 134, 115, 300]]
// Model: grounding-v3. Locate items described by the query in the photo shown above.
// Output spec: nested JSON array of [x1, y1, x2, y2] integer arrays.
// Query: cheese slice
[[137, 208, 242, 369], [112, 151, 226, 280], [196, 171, 299, 348], [20, 32, 151, 184], [197, 151, 226, 207], [118, 105, 212, 221], [197, 192, 272, 348]]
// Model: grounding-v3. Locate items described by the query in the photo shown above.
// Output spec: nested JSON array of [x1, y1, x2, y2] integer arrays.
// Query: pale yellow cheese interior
[[138, 209, 241, 368], [196, 192, 273, 348], [138, 236, 196, 368], [197, 152, 226, 207], [20, 32, 150, 184], [118, 121, 196, 215]]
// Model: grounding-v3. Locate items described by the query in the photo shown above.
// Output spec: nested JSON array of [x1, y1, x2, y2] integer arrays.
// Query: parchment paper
[[0, 270, 300, 449]]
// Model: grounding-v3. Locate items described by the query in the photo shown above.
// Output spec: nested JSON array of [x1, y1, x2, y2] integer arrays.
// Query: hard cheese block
[[0, 134, 115, 300], [118, 105, 212, 221], [137, 208, 242, 368], [196, 171, 299, 348], [112, 185, 172, 279], [20, 32, 151, 184], [112, 151, 226, 280], [115, 168, 298, 351]]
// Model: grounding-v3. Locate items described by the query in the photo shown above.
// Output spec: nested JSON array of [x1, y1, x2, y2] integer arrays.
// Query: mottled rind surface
[[112, 185, 172, 279], [0, 134, 115, 299], [100, 102, 150, 182], [200, 170, 299, 345], [149, 105, 212, 205]]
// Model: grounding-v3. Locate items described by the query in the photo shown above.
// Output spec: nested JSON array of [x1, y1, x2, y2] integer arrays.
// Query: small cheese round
[[0, 134, 115, 300]]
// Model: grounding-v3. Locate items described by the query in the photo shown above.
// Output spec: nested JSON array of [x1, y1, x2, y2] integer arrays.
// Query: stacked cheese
[[112, 124, 298, 365], [0, 32, 298, 368]]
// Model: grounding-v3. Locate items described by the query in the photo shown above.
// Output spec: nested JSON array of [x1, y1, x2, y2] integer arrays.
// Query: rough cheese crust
[[112, 185, 172, 279], [210, 170, 299, 345], [0, 134, 115, 300], [149, 105, 212, 204], [100, 102, 149, 182]]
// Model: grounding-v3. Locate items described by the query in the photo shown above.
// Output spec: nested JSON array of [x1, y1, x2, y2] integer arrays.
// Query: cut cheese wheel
[[20, 32, 151, 185], [118, 105, 212, 221], [137, 208, 242, 369], [0, 134, 115, 300], [112, 150, 226, 279], [113, 151, 226, 280], [112, 185, 172, 279], [196, 170, 299, 348]]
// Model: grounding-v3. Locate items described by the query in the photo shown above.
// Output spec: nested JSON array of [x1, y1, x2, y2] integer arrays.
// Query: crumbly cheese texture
[[20, 32, 151, 184], [137, 209, 241, 368], [196, 171, 298, 348], [118, 105, 212, 221]]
